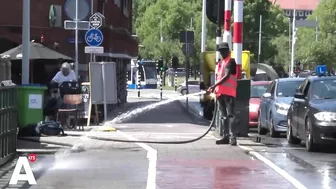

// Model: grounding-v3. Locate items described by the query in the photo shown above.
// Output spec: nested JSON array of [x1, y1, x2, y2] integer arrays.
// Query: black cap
[[217, 42, 230, 50]]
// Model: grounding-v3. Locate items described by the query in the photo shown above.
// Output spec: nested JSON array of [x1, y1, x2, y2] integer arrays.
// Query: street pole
[[201, 0, 206, 52], [160, 18, 163, 42], [216, 0, 222, 63], [290, 5, 297, 77], [160, 71, 163, 100], [90, 0, 94, 81], [316, 16, 318, 41], [22, 0, 30, 84], [74, 0, 79, 77], [201, 0, 206, 84], [174, 70, 178, 91], [137, 62, 141, 97], [257, 15, 262, 63]]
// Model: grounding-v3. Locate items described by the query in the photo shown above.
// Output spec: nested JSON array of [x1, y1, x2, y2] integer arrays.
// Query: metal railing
[[0, 86, 17, 166]]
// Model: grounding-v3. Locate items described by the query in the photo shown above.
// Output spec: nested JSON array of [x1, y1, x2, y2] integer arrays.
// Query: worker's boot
[[230, 136, 237, 146], [216, 136, 230, 145]]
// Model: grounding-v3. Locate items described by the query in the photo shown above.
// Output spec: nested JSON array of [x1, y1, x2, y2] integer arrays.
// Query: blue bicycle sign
[[85, 29, 103, 46]]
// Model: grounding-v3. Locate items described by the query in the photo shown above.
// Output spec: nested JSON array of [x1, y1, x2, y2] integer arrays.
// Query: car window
[[297, 80, 307, 93], [270, 82, 276, 95], [276, 80, 303, 97], [303, 81, 310, 97], [311, 79, 336, 99], [266, 81, 275, 93], [188, 81, 199, 85], [251, 84, 269, 98]]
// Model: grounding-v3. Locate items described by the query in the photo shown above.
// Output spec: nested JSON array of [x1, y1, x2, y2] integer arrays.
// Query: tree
[[243, 0, 289, 63], [133, 0, 288, 67], [271, 34, 290, 65], [295, 0, 336, 67]]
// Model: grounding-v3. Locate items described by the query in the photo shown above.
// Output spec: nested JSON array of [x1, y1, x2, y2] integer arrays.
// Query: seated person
[[51, 62, 77, 85]]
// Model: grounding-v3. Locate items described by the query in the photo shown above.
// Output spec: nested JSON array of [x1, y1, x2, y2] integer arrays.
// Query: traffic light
[[158, 57, 164, 71], [206, 0, 224, 25], [172, 56, 179, 69]]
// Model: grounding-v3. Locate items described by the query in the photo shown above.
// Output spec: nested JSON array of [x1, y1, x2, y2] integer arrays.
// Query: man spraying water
[[208, 42, 238, 146]]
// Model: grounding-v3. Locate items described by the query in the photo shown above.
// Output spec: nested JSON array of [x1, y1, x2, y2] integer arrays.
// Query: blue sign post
[[85, 29, 103, 46]]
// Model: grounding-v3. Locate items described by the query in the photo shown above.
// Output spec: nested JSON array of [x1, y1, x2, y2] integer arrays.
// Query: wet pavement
[[3, 89, 332, 188], [247, 132, 336, 189]]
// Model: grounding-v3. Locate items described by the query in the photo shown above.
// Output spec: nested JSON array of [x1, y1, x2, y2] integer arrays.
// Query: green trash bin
[[17, 84, 47, 128]]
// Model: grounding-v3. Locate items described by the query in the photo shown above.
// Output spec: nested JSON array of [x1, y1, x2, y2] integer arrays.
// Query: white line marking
[[210, 135, 307, 189], [116, 130, 157, 189], [239, 145, 307, 189]]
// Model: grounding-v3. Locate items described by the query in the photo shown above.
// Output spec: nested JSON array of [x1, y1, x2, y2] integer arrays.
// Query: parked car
[[249, 81, 271, 127], [177, 80, 200, 95], [258, 78, 305, 137], [287, 75, 336, 151]]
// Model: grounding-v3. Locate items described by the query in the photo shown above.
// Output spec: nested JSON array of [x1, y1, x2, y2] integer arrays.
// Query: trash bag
[[36, 121, 65, 136]]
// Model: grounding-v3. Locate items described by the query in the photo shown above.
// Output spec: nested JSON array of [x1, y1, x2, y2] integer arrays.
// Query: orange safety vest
[[215, 56, 238, 97]]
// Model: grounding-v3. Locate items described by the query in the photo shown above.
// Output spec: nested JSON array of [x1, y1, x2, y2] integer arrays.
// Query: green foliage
[[243, 0, 289, 63], [134, 0, 288, 66], [295, 0, 336, 67]]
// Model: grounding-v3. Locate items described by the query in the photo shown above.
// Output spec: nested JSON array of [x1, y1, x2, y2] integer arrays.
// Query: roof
[[270, 0, 319, 10], [277, 77, 305, 82], [251, 81, 271, 85], [308, 76, 336, 81]]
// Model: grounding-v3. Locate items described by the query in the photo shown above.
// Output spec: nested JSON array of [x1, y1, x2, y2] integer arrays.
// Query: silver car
[[258, 78, 305, 137], [177, 80, 200, 95]]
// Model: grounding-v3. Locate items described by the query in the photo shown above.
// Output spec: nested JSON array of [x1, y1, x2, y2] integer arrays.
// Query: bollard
[[174, 71, 178, 91], [160, 71, 163, 100], [137, 68, 141, 97]]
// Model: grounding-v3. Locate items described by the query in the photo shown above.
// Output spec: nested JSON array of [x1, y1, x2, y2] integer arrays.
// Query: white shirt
[[52, 70, 77, 84]]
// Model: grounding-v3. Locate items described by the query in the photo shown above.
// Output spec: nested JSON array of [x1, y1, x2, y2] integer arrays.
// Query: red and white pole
[[223, 0, 232, 50], [233, 0, 243, 79]]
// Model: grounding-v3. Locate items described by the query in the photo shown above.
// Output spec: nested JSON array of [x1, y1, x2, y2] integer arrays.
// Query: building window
[[298, 11, 304, 16], [285, 10, 291, 16], [123, 0, 129, 17], [114, 0, 121, 8]]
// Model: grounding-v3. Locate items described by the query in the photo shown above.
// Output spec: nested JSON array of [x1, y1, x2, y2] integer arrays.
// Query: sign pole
[[101, 62, 107, 122], [75, 0, 79, 76], [22, 0, 30, 84]]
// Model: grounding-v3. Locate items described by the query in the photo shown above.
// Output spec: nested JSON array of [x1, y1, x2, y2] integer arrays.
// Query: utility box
[[235, 79, 251, 137]]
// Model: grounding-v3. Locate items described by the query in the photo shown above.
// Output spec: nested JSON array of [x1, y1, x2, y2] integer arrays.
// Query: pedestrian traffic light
[[158, 57, 164, 70], [206, 0, 224, 25], [172, 56, 179, 69]]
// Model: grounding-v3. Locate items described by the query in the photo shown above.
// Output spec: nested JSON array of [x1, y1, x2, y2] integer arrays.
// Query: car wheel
[[181, 89, 187, 95], [305, 117, 317, 152], [269, 114, 280, 138], [287, 118, 301, 145], [257, 112, 267, 135]]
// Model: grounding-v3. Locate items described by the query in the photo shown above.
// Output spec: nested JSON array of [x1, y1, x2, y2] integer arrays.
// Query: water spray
[[70, 91, 218, 149]]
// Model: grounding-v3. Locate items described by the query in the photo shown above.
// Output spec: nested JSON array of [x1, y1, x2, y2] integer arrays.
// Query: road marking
[[210, 135, 307, 189], [116, 130, 157, 189]]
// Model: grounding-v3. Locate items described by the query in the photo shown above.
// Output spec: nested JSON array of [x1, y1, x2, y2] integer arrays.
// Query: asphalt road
[[6, 89, 336, 189]]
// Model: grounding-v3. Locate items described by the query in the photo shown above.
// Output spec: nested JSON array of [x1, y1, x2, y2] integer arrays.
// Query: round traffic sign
[[64, 0, 90, 21], [85, 29, 104, 46]]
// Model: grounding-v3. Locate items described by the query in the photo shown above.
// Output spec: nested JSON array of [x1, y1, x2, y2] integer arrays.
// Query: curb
[[18, 137, 74, 147], [17, 149, 60, 154]]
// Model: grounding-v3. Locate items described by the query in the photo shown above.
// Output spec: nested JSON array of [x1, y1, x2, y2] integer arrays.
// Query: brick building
[[0, 0, 138, 86], [270, 0, 319, 20]]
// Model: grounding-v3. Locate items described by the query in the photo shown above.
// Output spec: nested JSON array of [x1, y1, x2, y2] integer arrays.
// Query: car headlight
[[275, 103, 289, 115], [249, 104, 259, 112], [314, 112, 336, 122]]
